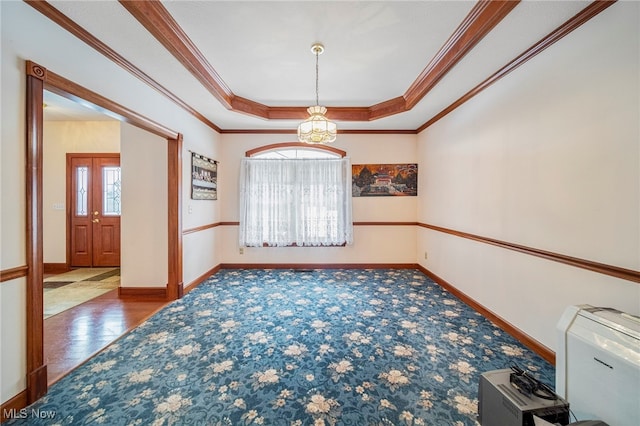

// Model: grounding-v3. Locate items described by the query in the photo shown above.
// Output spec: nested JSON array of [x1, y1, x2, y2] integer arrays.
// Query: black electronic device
[[478, 369, 570, 426]]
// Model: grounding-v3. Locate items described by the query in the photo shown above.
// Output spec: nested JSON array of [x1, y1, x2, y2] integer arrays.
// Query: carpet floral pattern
[[9, 269, 554, 425]]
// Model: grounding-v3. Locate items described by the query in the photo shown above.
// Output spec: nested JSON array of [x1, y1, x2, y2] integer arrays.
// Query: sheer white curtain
[[239, 157, 353, 247]]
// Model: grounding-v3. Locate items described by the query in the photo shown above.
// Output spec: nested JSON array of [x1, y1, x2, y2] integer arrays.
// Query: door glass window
[[76, 166, 88, 216], [102, 166, 121, 216]]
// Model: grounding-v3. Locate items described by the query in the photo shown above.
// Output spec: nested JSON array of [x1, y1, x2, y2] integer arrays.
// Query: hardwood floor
[[44, 289, 167, 384]]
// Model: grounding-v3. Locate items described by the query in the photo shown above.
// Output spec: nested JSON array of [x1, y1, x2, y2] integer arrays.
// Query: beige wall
[[416, 2, 640, 350], [43, 121, 121, 263], [218, 133, 418, 265], [120, 123, 168, 288], [1, 1, 221, 403]]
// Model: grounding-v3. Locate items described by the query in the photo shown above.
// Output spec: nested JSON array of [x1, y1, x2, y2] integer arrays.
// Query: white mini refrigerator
[[556, 305, 640, 426]]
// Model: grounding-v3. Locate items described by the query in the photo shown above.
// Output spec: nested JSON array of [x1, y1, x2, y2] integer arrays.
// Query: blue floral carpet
[[9, 269, 554, 425]]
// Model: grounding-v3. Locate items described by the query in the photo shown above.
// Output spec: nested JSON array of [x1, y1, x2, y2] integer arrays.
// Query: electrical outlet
[[424, 251, 428, 259], [239, 247, 244, 255]]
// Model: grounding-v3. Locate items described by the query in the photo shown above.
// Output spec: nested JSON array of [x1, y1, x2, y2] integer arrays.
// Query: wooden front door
[[68, 154, 121, 267]]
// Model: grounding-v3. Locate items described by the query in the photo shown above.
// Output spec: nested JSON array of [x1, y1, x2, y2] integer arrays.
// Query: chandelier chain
[[315, 48, 320, 106]]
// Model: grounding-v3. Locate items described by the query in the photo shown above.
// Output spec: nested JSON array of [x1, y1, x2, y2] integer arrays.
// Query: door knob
[[92, 218, 100, 223], [93, 211, 99, 215]]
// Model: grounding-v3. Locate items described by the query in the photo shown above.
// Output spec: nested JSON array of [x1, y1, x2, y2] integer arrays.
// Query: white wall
[[43, 120, 121, 263], [417, 2, 640, 351], [218, 133, 418, 265], [182, 132, 221, 289], [1, 1, 220, 404]]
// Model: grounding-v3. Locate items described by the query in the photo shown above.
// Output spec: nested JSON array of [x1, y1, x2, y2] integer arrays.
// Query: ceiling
[[44, 90, 118, 121], [43, 0, 592, 131]]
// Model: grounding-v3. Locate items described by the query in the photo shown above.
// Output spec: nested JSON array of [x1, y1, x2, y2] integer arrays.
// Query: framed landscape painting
[[352, 163, 417, 197]]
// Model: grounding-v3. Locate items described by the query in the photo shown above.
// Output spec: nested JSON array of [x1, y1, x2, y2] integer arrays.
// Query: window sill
[[245, 242, 347, 248]]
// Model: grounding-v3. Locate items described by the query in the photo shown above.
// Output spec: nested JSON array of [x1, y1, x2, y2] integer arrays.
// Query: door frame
[[25, 61, 184, 402], [66, 153, 122, 268]]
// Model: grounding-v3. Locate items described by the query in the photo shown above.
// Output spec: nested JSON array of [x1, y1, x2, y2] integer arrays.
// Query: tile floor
[[44, 268, 120, 318]]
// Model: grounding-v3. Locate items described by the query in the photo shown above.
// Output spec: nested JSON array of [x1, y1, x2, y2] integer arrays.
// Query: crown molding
[[417, 0, 617, 132], [119, 0, 518, 122], [27, 0, 613, 134], [24, 0, 221, 133], [403, 0, 519, 111], [120, 0, 234, 108], [219, 129, 417, 135]]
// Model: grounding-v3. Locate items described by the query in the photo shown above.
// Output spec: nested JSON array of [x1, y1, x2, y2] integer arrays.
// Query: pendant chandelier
[[297, 43, 337, 144]]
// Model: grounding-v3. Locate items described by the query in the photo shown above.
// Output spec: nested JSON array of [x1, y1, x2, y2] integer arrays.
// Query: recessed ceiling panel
[[163, 0, 475, 106], [41, 0, 605, 131]]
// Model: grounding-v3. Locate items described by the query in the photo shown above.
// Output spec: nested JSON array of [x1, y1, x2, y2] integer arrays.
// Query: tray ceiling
[[43, 0, 594, 131]]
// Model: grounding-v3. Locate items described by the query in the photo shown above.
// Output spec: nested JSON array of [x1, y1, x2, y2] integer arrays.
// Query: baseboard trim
[[215, 262, 554, 363], [0, 390, 27, 423], [219, 263, 420, 270], [118, 287, 167, 300], [184, 265, 221, 295], [43, 263, 70, 274], [26, 364, 48, 404], [177, 282, 184, 299], [416, 265, 555, 365]]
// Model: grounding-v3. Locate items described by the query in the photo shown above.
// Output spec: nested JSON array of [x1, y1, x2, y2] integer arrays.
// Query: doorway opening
[[41, 90, 124, 318], [26, 60, 183, 402]]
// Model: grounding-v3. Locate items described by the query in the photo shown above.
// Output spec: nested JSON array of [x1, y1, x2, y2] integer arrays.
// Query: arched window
[[246, 142, 345, 159], [239, 143, 353, 247]]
